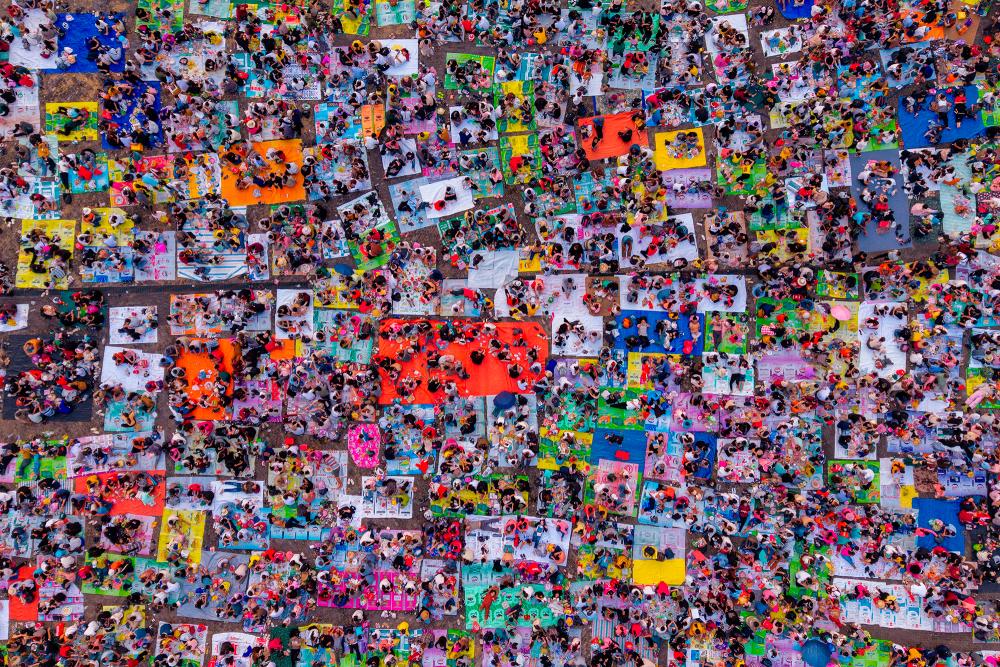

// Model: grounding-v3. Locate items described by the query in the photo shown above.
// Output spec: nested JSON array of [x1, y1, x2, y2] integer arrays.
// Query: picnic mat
[[375, 319, 548, 403], [173, 338, 238, 420]]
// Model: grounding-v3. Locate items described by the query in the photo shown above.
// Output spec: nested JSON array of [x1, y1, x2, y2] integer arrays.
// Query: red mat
[[8, 566, 38, 621], [578, 112, 649, 160], [376, 319, 549, 404], [72, 470, 166, 516]]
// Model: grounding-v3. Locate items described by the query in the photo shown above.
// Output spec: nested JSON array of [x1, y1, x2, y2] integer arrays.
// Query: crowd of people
[[0, 0, 996, 664]]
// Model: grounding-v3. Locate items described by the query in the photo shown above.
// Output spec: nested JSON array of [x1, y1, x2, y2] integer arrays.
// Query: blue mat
[[591, 428, 648, 471], [849, 150, 912, 253], [615, 310, 705, 356], [898, 85, 986, 149], [682, 431, 716, 479], [775, 0, 813, 19], [102, 81, 164, 150], [913, 497, 964, 553], [54, 14, 126, 74]]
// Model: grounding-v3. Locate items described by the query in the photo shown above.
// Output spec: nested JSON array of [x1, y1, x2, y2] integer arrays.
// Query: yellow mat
[[16, 219, 76, 289], [45, 102, 99, 142], [654, 127, 707, 171], [632, 558, 685, 586], [156, 508, 205, 567]]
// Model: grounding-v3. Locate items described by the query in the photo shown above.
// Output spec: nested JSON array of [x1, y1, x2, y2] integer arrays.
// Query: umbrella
[[800, 639, 833, 667], [830, 304, 853, 321], [493, 391, 516, 410], [332, 263, 355, 276]]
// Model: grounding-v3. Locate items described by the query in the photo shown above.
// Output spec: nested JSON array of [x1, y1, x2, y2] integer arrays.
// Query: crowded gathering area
[[0, 0, 998, 663]]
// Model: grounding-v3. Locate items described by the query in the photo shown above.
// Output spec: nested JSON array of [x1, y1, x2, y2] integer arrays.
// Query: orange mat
[[174, 338, 238, 420], [72, 471, 166, 516], [269, 338, 298, 361], [578, 112, 649, 160], [376, 319, 549, 404], [360, 104, 386, 137], [219, 139, 306, 206]]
